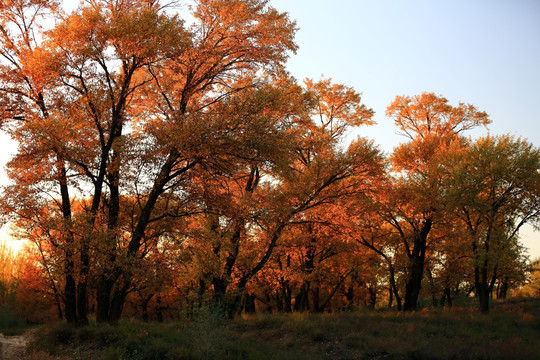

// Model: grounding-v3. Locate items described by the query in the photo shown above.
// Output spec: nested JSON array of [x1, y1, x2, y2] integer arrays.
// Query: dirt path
[[0, 333, 28, 360]]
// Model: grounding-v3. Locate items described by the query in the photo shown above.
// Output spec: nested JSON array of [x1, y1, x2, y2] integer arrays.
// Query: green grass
[[25, 298, 540, 360], [0, 303, 32, 335]]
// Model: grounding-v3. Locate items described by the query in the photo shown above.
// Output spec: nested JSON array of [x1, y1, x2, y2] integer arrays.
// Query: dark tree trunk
[[156, 295, 164, 323], [64, 263, 77, 324], [280, 280, 292, 313], [312, 287, 321, 312], [58, 157, 77, 324], [388, 283, 393, 308], [212, 277, 229, 313], [472, 237, 492, 313], [474, 259, 490, 313], [294, 283, 310, 312], [403, 218, 432, 311], [367, 285, 377, 309], [426, 269, 438, 308], [141, 294, 154, 322], [345, 286, 354, 310], [242, 293, 256, 313], [96, 276, 115, 323], [403, 258, 424, 311], [441, 285, 452, 307], [388, 263, 402, 311], [76, 245, 90, 326], [498, 282, 509, 299]]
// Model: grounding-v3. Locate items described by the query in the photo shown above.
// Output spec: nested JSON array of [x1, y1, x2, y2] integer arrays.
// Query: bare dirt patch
[[0, 333, 28, 360]]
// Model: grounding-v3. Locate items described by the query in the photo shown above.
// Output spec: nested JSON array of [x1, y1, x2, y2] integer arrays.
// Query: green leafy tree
[[442, 135, 540, 312]]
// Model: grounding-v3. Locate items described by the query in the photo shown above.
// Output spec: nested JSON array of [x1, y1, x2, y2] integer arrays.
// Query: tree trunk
[[96, 277, 114, 323], [367, 285, 377, 309], [294, 283, 310, 312], [346, 286, 354, 310], [141, 293, 154, 322], [388, 263, 402, 311], [388, 283, 393, 308], [475, 262, 490, 313], [280, 280, 292, 313], [212, 277, 229, 312], [58, 157, 77, 324], [403, 218, 432, 311], [441, 285, 452, 307], [109, 287, 127, 322], [64, 263, 77, 324], [76, 244, 90, 326], [403, 255, 424, 311]]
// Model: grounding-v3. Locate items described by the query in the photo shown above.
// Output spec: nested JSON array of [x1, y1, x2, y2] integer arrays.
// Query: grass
[[24, 298, 540, 360], [0, 303, 32, 335]]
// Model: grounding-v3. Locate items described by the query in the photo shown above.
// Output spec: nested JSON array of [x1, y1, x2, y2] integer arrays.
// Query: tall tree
[[384, 92, 489, 310], [0, 0, 81, 324], [1, 0, 298, 323], [179, 77, 382, 315], [442, 135, 540, 312]]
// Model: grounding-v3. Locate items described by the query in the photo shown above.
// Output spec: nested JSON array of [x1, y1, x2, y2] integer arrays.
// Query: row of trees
[[0, 0, 538, 324]]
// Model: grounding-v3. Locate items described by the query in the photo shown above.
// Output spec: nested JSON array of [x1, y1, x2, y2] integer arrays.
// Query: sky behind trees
[[1, 0, 539, 256]]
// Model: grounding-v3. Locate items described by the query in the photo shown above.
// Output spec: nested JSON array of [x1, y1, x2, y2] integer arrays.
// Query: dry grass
[[24, 298, 540, 360]]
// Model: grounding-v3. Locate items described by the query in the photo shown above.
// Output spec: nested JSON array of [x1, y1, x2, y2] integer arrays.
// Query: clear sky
[[1, 0, 539, 256], [269, 0, 540, 259]]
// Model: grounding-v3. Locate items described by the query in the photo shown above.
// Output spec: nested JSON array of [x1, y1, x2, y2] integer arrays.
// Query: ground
[[0, 333, 27, 360]]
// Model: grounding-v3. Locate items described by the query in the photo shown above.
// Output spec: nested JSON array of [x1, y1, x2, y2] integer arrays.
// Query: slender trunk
[[198, 279, 206, 308], [141, 294, 154, 322], [441, 283, 452, 307], [212, 277, 229, 312], [426, 269, 438, 307], [388, 262, 402, 311], [346, 286, 354, 310], [367, 285, 377, 309], [275, 291, 283, 313], [156, 295, 164, 323], [473, 248, 489, 313], [64, 256, 77, 324], [99, 156, 196, 322], [388, 283, 393, 308], [96, 278, 114, 322], [280, 280, 292, 313], [312, 287, 321, 312], [76, 248, 89, 326], [57, 156, 77, 324], [294, 282, 310, 312]]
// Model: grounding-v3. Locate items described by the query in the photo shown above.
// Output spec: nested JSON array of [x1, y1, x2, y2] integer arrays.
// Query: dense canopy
[[0, 0, 538, 326]]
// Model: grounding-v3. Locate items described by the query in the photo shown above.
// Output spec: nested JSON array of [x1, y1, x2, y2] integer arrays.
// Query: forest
[[0, 1, 539, 358]]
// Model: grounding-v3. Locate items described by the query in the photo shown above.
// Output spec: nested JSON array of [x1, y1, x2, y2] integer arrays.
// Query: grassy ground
[[0, 304, 32, 336], [22, 298, 540, 360]]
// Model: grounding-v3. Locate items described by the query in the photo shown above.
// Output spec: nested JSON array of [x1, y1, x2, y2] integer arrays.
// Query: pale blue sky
[[271, 0, 540, 258], [272, 0, 540, 151]]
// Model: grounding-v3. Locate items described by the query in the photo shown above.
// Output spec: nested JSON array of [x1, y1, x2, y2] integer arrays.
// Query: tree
[[384, 92, 489, 310], [175, 77, 382, 315], [0, 0, 80, 324], [0, 0, 298, 324], [441, 135, 540, 312]]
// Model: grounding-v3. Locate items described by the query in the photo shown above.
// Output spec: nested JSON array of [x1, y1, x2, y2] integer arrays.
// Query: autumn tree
[[441, 135, 540, 312], [384, 92, 490, 310], [0, 0, 82, 324], [0, 0, 298, 324], [175, 77, 382, 315]]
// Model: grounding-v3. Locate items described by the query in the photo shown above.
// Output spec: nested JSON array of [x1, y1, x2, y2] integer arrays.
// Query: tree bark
[[403, 218, 432, 311]]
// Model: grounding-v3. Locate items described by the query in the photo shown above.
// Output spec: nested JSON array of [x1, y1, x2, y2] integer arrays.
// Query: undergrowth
[[25, 298, 540, 360]]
